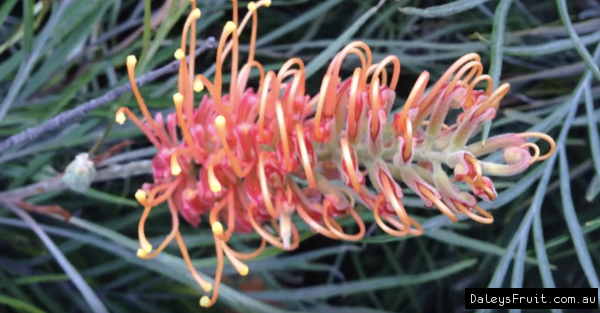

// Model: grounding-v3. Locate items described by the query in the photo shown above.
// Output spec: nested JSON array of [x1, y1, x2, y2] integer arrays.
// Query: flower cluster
[[116, 0, 556, 307]]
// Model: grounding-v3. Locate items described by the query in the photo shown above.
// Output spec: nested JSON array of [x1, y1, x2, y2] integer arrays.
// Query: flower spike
[[121, 1, 558, 307]]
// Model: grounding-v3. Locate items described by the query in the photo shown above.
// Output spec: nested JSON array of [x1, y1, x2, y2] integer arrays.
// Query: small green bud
[[62, 153, 96, 193]]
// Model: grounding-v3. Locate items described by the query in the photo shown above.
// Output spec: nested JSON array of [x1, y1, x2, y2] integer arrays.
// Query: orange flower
[[116, 0, 556, 308]]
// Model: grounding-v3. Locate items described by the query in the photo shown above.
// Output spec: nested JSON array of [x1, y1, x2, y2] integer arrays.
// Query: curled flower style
[[116, 0, 556, 308]]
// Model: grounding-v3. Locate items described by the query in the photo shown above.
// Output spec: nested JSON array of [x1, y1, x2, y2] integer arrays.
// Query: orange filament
[[139, 197, 180, 259], [173, 93, 201, 160], [175, 48, 196, 125], [322, 200, 365, 241], [274, 101, 292, 171], [445, 61, 482, 100], [209, 188, 236, 242], [460, 175, 496, 200], [295, 201, 340, 239], [223, 237, 267, 261], [401, 118, 413, 163], [200, 233, 224, 308], [322, 187, 365, 241], [520, 142, 541, 164], [115, 107, 164, 149], [453, 200, 494, 224], [384, 214, 424, 236], [175, 231, 213, 293], [220, 240, 249, 276], [247, 202, 300, 250], [473, 83, 510, 118], [289, 179, 340, 239], [340, 137, 361, 193], [373, 193, 405, 236], [398, 71, 429, 127], [208, 149, 226, 193], [421, 120, 450, 130], [213, 21, 238, 116], [314, 74, 332, 141], [516, 132, 556, 161], [257, 71, 278, 141], [193, 75, 204, 92], [370, 55, 401, 91], [179, 7, 201, 88], [417, 53, 481, 123], [215, 115, 247, 178], [257, 151, 277, 218], [416, 184, 457, 222], [237, 61, 265, 95], [347, 68, 363, 143], [170, 148, 190, 176], [125, 56, 170, 146], [222, 0, 272, 68], [189, 2, 198, 85], [379, 171, 412, 230], [135, 190, 153, 256], [465, 74, 494, 109], [463, 154, 484, 189], [147, 179, 180, 207], [295, 124, 316, 188], [369, 78, 381, 142], [208, 199, 228, 236], [327, 41, 372, 86]]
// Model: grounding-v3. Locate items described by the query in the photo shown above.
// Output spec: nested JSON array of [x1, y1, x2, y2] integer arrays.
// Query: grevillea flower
[[116, 0, 556, 308]]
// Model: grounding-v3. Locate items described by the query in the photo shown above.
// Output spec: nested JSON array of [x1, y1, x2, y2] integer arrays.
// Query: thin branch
[[0, 160, 152, 201], [0, 37, 216, 152]]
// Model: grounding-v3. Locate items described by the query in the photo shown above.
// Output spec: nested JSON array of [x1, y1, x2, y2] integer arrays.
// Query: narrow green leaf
[[558, 148, 600, 299], [0, 295, 47, 313], [584, 84, 600, 178], [256, 0, 345, 47], [424, 229, 545, 267], [556, 0, 600, 83], [7, 208, 110, 313], [482, 0, 514, 144], [399, 0, 492, 18], [585, 173, 600, 201], [249, 259, 477, 301], [304, 1, 383, 78], [0, 0, 19, 28], [504, 29, 600, 56], [22, 0, 34, 53], [82, 188, 139, 207], [15, 274, 70, 285]]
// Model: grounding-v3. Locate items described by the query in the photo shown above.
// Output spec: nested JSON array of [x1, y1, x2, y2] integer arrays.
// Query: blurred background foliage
[[1, 0, 600, 312]]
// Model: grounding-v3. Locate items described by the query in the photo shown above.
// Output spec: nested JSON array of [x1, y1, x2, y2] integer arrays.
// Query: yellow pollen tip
[[193, 80, 204, 92], [171, 156, 182, 176], [126, 55, 137, 66], [248, 2, 256, 11], [212, 222, 224, 235], [264, 0, 271, 7], [202, 283, 212, 293], [173, 93, 184, 105], [115, 110, 126, 125], [224, 21, 236, 33], [209, 180, 222, 193], [200, 297, 210, 307], [174, 49, 185, 60], [237, 264, 249, 276], [138, 242, 152, 256], [215, 115, 226, 127], [135, 189, 147, 203], [136, 248, 147, 257], [191, 8, 201, 19]]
